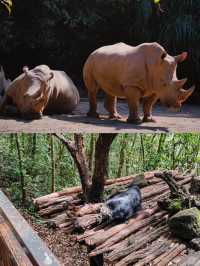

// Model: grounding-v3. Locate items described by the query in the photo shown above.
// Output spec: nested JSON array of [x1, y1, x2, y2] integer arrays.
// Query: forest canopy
[[0, 0, 199, 101]]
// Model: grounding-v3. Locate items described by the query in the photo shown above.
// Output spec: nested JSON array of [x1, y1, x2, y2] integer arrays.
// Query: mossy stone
[[169, 207, 200, 240], [168, 198, 183, 213]]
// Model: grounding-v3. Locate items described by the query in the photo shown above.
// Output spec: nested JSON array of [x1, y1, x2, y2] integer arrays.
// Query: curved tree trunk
[[89, 134, 117, 203], [54, 133, 91, 201], [54, 133, 117, 203]]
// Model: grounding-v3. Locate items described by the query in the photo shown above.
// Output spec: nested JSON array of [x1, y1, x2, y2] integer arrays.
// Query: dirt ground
[[0, 99, 200, 133], [21, 210, 89, 266]]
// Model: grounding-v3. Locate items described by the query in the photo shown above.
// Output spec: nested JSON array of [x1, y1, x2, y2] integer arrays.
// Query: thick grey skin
[[44, 71, 80, 115]]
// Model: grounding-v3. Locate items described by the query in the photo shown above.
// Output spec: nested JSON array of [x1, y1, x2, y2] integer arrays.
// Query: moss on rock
[[169, 207, 200, 240], [168, 198, 183, 213]]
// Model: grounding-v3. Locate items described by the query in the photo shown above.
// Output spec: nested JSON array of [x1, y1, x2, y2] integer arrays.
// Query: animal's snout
[[22, 111, 42, 120], [24, 91, 39, 100]]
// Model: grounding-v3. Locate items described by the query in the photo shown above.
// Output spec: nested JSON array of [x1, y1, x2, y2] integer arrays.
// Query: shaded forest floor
[[20, 210, 89, 266], [0, 100, 200, 133]]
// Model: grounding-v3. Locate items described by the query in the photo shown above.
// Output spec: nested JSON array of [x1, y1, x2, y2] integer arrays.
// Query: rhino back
[[85, 43, 146, 97], [44, 71, 80, 114]]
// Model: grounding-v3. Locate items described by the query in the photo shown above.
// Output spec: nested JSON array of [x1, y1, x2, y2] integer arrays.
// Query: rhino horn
[[174, 78, 187, 88], [175, 52, 188, 63], [178, 86, 195, 102]]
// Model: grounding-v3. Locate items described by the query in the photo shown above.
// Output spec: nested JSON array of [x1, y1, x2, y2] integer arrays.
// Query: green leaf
[[1, 0, 13, 14], [154, 0, 160, 4]]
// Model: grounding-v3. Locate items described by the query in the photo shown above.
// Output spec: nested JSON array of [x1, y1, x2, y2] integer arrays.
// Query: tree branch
[[54, 133, 91, 201]]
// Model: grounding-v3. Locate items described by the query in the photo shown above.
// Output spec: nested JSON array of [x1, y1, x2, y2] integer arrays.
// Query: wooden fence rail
[[0, 189, 61, 266]]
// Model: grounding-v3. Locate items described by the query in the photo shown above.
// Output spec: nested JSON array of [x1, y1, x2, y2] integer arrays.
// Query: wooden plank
[[178, 251, 200, 266], [0, 214, 33, 266], [0, 190, 61, 266]]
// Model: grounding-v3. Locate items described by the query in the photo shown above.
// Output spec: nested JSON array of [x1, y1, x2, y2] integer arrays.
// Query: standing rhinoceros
[[83, 42, 195, 124], [0, 65, 80, 119]]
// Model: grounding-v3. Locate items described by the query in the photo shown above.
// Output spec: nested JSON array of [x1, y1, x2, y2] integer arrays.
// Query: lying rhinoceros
[[0, 65, 80, 119], [83, 42, 195, 123]]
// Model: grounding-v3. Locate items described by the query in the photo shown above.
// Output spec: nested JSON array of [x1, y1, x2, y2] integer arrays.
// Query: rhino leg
[[124, 87, 142, 124], [142, 94, 157, 122], [104, 94, 121, 119], [22, 112, 42, 120], [87, 90, 100, 118]]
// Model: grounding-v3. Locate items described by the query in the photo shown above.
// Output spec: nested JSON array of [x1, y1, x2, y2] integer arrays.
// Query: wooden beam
[[0, 214, 33, 266], [0, 190, 61, 266]]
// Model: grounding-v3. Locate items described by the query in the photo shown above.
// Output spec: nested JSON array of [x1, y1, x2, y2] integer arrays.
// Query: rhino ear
[[175, 52, 188, 63], [23, 66, 29, 75], [178, 86, 195, 102], [175, 78, 187, 89], [47, 72, 54, 82]]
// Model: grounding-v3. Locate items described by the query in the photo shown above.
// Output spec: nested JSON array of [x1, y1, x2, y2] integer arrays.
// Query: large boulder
[[190, 176, 200, 194], [169, 207, 200, 240]]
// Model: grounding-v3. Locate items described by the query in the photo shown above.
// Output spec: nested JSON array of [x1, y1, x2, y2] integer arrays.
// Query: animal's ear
[[175, 52, 188, 63], [145, 43, 166, 90], [174, 78, 187, 89], [23, 66, 29, 75], [147, 43, 166, 65], [47, 72, 54, 81], [178, 86, 195, 102]]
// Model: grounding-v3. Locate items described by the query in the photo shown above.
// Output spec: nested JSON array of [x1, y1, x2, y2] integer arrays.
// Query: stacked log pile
[[33, 171, 161, 230], [33, 171, 193, 265]]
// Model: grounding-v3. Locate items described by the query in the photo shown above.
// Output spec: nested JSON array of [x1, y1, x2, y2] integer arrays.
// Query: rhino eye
[[161, 52, 167, 60]]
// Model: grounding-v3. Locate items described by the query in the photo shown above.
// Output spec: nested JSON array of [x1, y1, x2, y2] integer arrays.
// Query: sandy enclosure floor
[[0, 99, 200, 133]]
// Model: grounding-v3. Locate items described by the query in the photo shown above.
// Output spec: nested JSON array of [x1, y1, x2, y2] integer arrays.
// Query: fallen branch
[[75, 203, 103, 217], [38, 202, 69, 217], [75, 214, 100, 230]]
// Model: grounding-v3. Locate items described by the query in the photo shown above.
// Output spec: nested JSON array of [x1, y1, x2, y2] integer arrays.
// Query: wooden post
[[88, 247, 103, 266], [0, 189, 61, 266], [0, 214, 33, 266]]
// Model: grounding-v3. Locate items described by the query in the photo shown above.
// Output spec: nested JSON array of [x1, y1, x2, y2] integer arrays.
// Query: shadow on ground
[[0, 100, 199, 133]]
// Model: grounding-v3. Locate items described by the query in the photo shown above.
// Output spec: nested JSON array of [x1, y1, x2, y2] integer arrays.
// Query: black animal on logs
[[100, 185, 142, 223]]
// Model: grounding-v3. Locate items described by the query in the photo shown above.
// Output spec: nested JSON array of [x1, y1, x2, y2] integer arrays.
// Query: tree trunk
[[15, 134, 26, 205], [32, 134, 37, 160], [88, 134, 96, 173], [117, 134, 128, 177], [89, 134, 117, 203], [50, 134, 56, 193], [54, 133, 117, 203], [54, 133, 91, 201]]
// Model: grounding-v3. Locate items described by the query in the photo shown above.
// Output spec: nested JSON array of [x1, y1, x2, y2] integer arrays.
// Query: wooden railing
[[0, 190, 61, 266]]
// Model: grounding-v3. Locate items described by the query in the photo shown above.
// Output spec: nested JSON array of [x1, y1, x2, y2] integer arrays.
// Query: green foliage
[[0, 0, 199, 100], [0, 0, 12, 14], [168, 198, 183, 213]]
